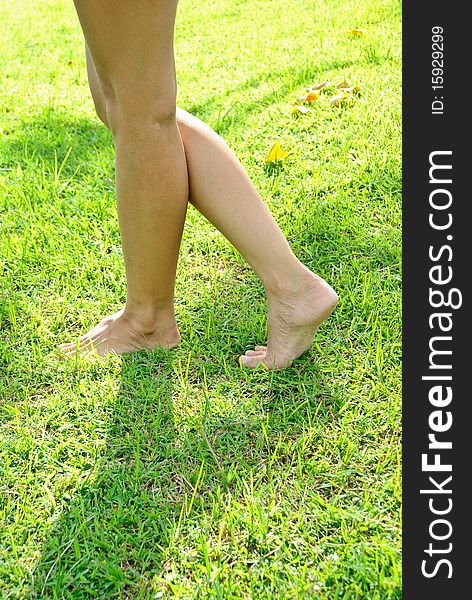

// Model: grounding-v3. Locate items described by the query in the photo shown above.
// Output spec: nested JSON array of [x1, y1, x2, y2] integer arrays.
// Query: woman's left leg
[[60, 0, 188, 358]]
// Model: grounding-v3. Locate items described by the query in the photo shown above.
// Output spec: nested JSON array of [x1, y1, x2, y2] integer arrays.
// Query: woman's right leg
[[85, 46, 338, 369]]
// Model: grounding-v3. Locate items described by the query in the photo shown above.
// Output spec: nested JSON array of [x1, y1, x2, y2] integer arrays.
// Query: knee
[[104, 89, 178, 139]]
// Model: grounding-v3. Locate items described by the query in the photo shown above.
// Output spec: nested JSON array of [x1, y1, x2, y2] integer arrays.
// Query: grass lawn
[[0, 0, 402, 597]]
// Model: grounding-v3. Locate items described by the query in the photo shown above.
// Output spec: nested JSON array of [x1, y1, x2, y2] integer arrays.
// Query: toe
[[239, 353, 266, 369], [59, 342, 76, 351], [60, 336, 87, 349], [59, 337, 92, 356], [58, 342, 74, 354], [255, 345, 268, 351], [244, 349, 266, 356]]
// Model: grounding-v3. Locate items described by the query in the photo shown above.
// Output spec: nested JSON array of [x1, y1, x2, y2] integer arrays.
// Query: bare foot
[[239, 273, 338, 369], [59, 307, 181, 358]]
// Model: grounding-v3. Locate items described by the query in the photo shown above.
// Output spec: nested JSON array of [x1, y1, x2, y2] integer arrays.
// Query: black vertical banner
[[403, 1, 468, 598]]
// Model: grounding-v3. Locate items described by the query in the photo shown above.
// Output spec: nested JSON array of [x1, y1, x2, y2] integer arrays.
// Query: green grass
[[0, 0, 401, 597]]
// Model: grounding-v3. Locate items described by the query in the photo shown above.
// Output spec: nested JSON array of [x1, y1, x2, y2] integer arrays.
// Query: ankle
[[123, 303, 176, 334], [264, 265, 318, 300]]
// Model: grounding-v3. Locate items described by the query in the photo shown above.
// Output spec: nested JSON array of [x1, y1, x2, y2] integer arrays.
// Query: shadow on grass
[[28, 354, 180, 598], [0, 109, 113, 178], [26, 347, 344, 598]]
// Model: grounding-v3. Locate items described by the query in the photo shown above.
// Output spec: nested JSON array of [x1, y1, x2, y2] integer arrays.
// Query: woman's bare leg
[[75, 40, 338, 368], [60, 0, 187, 357], [176, 110, 339, 368]]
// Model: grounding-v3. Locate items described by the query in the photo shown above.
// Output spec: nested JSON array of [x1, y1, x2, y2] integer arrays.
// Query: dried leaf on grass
[[347, 84, 361, 92], [308, 81, 332, 92], [298, 91, 320, 103], [265, 141, 289, 162], [291, 104, 310, 115], [345, 28, 366, 36], [336, 79, 351, 89], [330, 91, 354, 107]]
